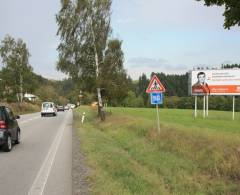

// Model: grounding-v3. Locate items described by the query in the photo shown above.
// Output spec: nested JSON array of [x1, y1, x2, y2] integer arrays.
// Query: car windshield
[[43, 103, 53, 108]]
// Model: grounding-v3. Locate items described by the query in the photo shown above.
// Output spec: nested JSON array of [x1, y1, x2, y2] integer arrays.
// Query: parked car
[[0, 106, 21, 152], [57, 105, 64, 112], [41, 102, 57, 117]]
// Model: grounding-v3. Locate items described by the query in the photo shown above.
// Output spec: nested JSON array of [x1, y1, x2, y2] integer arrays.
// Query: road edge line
[[28, 111, 71, 195]]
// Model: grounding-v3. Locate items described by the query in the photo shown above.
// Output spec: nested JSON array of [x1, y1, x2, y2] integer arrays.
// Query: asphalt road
[[0, 110, 72, 195]]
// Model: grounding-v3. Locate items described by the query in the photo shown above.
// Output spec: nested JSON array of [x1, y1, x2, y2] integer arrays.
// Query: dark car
[[0, 106, 21, 152], [57, 105, 64, 112]]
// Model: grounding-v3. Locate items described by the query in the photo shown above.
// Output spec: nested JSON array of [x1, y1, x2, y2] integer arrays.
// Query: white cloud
[[126, 56, 188, 79]]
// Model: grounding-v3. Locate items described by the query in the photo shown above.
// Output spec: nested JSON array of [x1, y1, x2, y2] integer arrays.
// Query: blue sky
[[0, 0, 240, 80]]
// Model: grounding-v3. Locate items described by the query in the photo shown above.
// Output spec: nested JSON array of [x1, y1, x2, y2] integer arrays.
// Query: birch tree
[[0, 35, 33, 102], [56, 0, 112, 120]]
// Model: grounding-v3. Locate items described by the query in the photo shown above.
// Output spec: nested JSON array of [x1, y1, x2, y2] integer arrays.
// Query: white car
[[67, 104, 76, 109], [41, 102, 57, 117]]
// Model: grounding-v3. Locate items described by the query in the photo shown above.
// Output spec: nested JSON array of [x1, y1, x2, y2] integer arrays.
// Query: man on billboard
[[192, 71, 210, 94]]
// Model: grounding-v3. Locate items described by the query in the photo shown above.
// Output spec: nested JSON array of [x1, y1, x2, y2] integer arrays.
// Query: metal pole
[[156, 104, 160, 134], [206, 95, 209, 117], [203, 96, 206, 118], [194, 96, 197, 118], [233, 96, 235, 120]]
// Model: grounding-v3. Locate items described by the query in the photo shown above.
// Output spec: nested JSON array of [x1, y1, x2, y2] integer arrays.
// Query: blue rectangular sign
[[151, 93, 163, 105]]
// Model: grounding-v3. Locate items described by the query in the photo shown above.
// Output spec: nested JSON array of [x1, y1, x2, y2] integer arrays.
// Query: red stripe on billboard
[[209, 85, 240, 94], [192, 85, 240, 94]]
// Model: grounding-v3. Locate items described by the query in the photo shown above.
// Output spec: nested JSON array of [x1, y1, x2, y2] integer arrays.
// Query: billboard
[[190, 69, 240, 95]]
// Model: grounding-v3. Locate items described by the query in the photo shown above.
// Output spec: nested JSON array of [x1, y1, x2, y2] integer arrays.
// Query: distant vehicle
[[57, 105, 64, 112], [67, 104, 76, 109], [0, 106, 21, 152], [41, 102, 57, 117], [64, 105, 70, 111], [70, 104, 76, 109]]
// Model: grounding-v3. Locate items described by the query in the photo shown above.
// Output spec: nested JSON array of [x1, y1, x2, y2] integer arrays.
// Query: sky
[[0, 0, 240, 80]]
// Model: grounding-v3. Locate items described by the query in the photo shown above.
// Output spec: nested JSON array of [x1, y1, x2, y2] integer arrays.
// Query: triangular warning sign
[[146, 75, 166, 93]]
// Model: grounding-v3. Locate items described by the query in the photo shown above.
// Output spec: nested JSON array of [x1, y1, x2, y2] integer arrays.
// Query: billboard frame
[[189, 69, 239, 120]]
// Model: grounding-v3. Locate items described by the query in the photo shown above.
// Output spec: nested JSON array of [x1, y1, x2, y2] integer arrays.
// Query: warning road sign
[[146, 75, 166, 93]]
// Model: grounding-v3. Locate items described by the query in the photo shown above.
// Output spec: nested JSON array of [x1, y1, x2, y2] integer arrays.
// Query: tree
[[99, 39, 130, 106], [221, 63, 240, 69], [35, 85, 59, 102], [196, 0, 240, 29], [56, 0, 112, 120], [136, 73, 149, 106], [0, 35, 33, 102]]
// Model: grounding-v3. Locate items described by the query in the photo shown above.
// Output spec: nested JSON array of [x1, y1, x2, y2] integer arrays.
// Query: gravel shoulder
[[72, 125, 91, 195]]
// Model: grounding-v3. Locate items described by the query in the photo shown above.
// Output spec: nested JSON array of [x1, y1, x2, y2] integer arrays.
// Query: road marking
[[28, 111, 71, 195]]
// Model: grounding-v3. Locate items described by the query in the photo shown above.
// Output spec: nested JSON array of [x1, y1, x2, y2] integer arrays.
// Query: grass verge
[[74, 106, 240, 194], [0, 102, 40, 115]]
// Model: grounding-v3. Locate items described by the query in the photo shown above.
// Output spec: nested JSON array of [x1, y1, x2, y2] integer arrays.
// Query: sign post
[[150, 92, 163, 133], [146, 75, 166, 134], [156, 104, 160, 133]]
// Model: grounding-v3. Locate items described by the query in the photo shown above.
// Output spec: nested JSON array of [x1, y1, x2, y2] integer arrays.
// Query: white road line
[[28, 111, 70, 195]]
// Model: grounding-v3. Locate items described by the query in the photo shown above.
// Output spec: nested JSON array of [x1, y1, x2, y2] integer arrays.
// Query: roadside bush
[[122, 91, 144, 107]]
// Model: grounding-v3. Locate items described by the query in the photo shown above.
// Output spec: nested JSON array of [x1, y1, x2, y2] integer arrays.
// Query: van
[[41, 102, 57, 117]]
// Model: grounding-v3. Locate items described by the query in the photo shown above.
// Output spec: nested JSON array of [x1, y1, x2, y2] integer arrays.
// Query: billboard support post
[[194, 96, 197, 118], [203, 96, 206, 118], [206, 95, 209, 117], [233, 96, 235, 120]]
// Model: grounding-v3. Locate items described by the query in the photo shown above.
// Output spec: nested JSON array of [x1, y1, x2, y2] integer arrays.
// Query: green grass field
[[74, 106, 240, 194]]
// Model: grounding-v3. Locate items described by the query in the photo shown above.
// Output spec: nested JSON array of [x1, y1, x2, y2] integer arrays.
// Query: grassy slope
[[74, 106, 240, 195]]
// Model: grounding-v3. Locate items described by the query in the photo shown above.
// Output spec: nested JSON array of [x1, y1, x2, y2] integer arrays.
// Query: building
[[24, 93, 38, 102]]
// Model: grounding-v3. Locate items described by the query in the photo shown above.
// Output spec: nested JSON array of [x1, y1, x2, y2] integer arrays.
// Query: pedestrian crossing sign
[[146, 75, 166, 93]]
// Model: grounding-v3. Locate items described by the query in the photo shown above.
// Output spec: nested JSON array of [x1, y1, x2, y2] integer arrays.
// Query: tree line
[[0, 35, 73, 105], [1, 33, 239, 112]]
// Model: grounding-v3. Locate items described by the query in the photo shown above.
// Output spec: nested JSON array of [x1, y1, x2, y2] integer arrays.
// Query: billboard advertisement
[[190, 69, 240, 95]]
